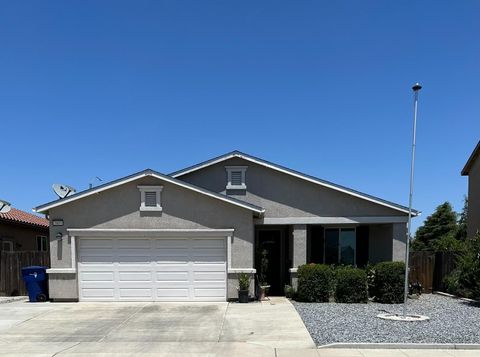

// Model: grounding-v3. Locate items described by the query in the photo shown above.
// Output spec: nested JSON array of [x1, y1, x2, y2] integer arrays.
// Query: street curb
[[318, 343, 480, 350], [0, 296, 28, 304]]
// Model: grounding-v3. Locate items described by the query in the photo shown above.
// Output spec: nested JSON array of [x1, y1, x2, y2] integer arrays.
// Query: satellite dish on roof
[[52, 184, 76, 199], [0, 199, 12, 214]]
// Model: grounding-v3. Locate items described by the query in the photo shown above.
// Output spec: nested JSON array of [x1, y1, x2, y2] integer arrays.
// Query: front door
[[255, 228, 288, 296]]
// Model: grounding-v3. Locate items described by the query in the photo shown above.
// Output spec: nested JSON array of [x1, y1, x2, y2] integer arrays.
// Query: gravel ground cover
[[293, 294, 480, 346]]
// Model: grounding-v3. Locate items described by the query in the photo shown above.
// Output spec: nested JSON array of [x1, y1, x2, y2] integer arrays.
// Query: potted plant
[[257, 249, 270, 300], [238, 273, 250, 303]]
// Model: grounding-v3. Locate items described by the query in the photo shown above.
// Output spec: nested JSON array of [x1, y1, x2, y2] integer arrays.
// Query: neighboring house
[[0, 208, 49, 252], [462, 141, 480, 238], [34, 151, 418, 302]]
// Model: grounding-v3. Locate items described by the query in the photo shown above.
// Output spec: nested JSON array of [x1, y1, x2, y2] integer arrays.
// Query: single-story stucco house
[[34, 151, 418, 302]]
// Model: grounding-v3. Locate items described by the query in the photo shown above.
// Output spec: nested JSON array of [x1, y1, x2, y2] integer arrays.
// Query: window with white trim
[[36, 236, 48, 251], [225, 166, 247, 190], [138, 185, 163, 211]]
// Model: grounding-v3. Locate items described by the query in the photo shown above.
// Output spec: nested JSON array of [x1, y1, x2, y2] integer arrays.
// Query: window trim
[[1, 241, 13, 252], [225, 166, 247, 190], [323, 227, 357, 266], [137, 185, 163, 212], [36, 235, 48, 252]]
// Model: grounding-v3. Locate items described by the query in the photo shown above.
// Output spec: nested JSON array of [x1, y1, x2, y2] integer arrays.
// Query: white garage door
[[78, 236, 226, 302]]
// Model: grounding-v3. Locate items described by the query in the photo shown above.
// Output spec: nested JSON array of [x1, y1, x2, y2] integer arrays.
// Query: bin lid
[[21, 266, 48, 271]]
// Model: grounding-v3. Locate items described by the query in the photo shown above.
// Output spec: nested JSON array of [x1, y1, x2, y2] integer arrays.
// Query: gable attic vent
[[230, 171, 243, 186], [138, 185, 163, 211], [144, 192, 157, 207], [225, 166, 247, 190]]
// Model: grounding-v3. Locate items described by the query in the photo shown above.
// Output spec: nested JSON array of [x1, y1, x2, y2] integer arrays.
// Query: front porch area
[[255, 222, 407, 295]]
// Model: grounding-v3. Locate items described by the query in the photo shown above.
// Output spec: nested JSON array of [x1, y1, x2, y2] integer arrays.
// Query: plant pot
[[238, 289, 249, 303], [258, 285, 270, 301]]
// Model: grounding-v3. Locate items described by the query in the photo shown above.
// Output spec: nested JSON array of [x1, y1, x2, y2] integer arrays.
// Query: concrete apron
[[0, 297, 315, 356]]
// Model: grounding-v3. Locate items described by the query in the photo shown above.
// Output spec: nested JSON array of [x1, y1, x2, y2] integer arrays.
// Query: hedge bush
[[297, 264, 333, 302], [373, 261, 405, 303], [334, 267, 368, 303]]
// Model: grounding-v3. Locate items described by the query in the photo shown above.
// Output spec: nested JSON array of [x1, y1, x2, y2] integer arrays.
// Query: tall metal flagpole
[[403, 83, 422, 317]]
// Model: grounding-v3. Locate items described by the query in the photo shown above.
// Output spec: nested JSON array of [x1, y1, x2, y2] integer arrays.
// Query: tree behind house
[[412, 202, 458, 251]]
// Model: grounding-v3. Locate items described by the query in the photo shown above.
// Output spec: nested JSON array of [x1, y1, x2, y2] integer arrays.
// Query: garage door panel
[[79, 236, 226, 302], [117, 239, 151, 249], [118, 271, 152, 282], [117, 255, 151, 264], [192, 238, 225, 248], [155, 271, 189, 281], [82, 288, 115, 299], [194, 288, 226, 298], [80, 239, 113, 249], [193, 271, 226, 281], [156, 288, 190, 299], [154, 256, 189, 264], [155, 239, 189, 248], [80, 271, 115, 282], [79, 255, 115, 264], [119, 288, 153, 299]]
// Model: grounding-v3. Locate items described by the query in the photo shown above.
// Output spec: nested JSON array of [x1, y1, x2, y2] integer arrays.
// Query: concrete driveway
[[0, 297, 315, 356]]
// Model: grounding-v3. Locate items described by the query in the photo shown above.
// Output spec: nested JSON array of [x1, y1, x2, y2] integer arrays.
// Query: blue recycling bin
[[21, 266, 48, 302]]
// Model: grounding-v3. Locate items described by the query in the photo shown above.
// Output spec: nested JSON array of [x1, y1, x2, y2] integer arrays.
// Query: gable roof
[[0, 207, 49, 228], [170, 150, 419, 216], [462, 141, 480, 176], [34, 169, 265, 215]]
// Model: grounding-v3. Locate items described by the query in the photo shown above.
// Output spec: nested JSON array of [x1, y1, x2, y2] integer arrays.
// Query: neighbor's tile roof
[[0, 208, 49, 228]]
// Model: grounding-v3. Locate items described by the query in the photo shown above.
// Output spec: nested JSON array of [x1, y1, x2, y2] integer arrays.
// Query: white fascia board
[[255, 216, 411, 225], [34, 172, 264, 215], [67, 228, 235, 237], [172, 153, 416, 216]]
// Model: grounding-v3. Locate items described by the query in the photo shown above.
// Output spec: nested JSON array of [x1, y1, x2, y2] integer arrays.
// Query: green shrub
[[334, 266, 368, 303], [373, 261, 405, 303], [365, 263, 376, 297], [297, 264, 334, 302], [457, 233, 480, 299], [284, 285, 296, 299]]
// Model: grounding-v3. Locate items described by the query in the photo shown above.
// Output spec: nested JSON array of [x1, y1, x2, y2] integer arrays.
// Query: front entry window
[[324, 228, 356, 266]]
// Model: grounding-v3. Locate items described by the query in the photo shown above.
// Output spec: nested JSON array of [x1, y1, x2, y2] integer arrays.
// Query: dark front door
[[256, 228, 287, 296]]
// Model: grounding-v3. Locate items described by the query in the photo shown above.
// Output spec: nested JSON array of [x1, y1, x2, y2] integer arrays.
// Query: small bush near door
[[373, 261, 405, 303], [334, 267, 368, 303], [297, 264, 333, 302]]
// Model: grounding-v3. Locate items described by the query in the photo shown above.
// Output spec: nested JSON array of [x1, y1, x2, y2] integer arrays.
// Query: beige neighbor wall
[[467, 157, 480, 238], [47, 176, 255, 301]]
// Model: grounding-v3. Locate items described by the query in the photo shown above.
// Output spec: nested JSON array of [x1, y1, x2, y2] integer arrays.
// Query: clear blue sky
[[1, 1, 478, 232]]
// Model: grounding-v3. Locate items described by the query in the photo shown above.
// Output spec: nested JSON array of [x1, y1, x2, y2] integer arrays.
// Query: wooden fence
[[0, 251, 50, 296], [408, 251, 459, 293]]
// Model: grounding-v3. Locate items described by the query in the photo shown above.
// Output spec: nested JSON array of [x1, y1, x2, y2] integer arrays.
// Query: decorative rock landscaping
[[293, 294, 480, 346]]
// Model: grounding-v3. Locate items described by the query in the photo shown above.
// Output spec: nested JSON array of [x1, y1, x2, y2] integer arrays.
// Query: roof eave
[[461, 141, 480, 176], [34, 169, 264, 215]]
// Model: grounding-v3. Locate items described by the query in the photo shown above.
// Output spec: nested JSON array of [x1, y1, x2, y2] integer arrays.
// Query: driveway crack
[[217, 302, 230, 342], [51, 342, 81, 356], [98, 303, 148, 342]]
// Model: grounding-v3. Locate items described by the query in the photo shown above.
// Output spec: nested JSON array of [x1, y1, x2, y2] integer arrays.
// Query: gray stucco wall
[[179, 158, 408, 219], [467, 157, 480, 238], [47, 176, 255, 300]]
